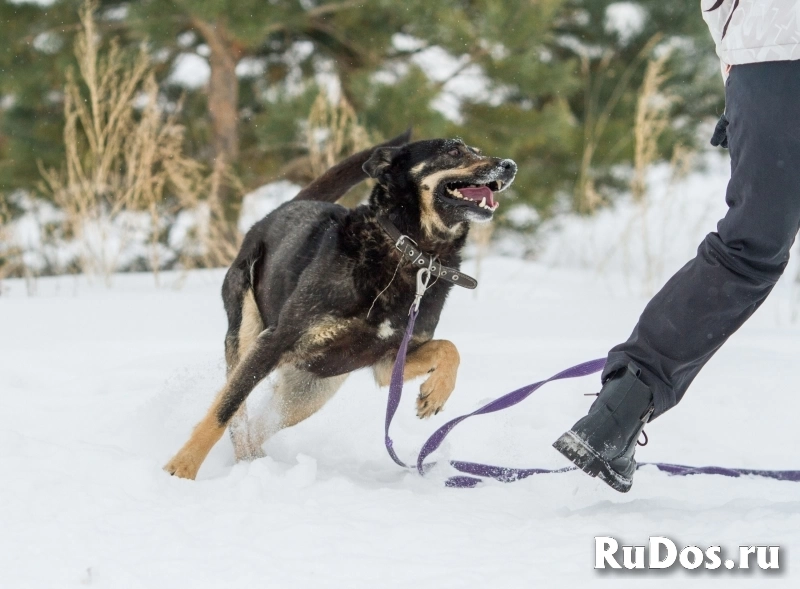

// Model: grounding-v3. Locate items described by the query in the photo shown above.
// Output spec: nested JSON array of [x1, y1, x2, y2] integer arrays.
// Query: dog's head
[[363, 138, 517, 235]]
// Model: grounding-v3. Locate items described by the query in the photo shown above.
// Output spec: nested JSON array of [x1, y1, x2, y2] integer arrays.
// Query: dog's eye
[[448, 148, 460, 157]]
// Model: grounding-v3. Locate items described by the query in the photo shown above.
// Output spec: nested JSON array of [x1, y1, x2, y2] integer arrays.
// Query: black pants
[[604, 60, 800, 418]]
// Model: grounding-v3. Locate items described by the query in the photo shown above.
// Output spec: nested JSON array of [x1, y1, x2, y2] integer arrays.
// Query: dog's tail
[[292, 129, 411, 203]]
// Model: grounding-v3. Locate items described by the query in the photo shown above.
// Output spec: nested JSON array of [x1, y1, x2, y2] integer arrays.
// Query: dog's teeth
[[479, 197, 487, 208], [448, 187, 464, 199], [496, 180, 503, 190]]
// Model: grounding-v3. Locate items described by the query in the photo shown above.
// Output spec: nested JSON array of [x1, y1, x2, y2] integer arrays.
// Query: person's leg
[[606, 60, 800, 417], [554, 60, 800, 491]]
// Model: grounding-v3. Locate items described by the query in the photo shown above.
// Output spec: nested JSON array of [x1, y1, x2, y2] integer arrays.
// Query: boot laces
[[584, 391, 649, 446]]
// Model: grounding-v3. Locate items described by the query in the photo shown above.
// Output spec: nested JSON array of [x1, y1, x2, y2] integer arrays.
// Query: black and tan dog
[[164, 134, 517, 479]]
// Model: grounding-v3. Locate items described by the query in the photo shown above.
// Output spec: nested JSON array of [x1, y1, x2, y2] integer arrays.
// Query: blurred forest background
[[0, 0, 724, 283]]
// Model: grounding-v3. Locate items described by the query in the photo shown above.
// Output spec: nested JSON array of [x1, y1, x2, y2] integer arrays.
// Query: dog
[[164, 133, 517, 479]]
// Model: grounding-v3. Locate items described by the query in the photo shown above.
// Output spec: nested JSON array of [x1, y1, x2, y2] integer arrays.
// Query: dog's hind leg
[[249, 365, 349, 449], [227, 289, 268, 461], [222, 260, 267, 462], [164, 300, 296, 479], [164, 327, 288, 480]]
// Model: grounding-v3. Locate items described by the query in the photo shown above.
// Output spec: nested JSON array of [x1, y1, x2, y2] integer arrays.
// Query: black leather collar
[[377, 215, 477, 290]]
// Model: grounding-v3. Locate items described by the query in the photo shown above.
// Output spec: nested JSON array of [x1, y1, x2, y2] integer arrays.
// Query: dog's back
[[221, 130, 412, 360]]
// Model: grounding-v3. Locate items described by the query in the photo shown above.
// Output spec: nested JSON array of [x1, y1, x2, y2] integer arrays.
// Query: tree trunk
[[192, 18, 241, 231], [205, 31, 239, 165]]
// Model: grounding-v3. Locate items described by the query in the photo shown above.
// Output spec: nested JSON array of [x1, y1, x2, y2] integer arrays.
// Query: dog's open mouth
[[441, 180, 504, 211]]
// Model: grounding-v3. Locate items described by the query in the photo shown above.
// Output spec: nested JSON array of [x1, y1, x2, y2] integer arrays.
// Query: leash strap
[[639, 463, 800, 481], [385, 311, 800, 487], [384, 299, 604, 484], [377, 216, 478, 289], [384, 306, 420, 468], [416, 358, 606, 487]]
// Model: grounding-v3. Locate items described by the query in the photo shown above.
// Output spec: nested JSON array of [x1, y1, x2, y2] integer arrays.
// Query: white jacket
[[702, 0, 800, 67]]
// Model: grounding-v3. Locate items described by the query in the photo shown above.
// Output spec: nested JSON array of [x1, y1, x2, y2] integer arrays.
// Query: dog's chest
[[298, 315, 399, 377], [296, 289, 445, 378], [377, 319, 395, 339]]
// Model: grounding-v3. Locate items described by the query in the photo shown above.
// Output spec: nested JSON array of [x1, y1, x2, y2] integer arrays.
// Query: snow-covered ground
[[3, 153, 800, 587]]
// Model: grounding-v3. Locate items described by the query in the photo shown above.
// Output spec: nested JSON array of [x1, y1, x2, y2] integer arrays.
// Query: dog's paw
[[233, 445, 267, 463], [416, 369, 455, 419], [231, 428, 267, 463], [163, 453, 201, 480]]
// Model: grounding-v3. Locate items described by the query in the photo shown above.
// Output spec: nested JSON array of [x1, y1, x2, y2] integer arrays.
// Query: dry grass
[[630, 52, 680, 295], [176, 159, 244, 272], [631, 52, 675, 203], [38, 0, 238, 284], [0, 197, 40, 295], [573, 34, 663, 214], [470, 222, 494, 291], [0, 198, 22, 292], [596, 50, 696, 296], [306, 89, 372, 208]]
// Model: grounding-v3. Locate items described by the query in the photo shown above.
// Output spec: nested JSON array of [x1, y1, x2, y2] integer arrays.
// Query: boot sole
[[553, 430, 632, 493]]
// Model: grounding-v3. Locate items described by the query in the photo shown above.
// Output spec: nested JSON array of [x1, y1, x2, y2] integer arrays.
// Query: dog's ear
[[363, 147, 399, 181]]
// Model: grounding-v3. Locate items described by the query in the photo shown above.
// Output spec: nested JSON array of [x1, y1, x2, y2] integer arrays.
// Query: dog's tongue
[[459, 185, 495, 207]]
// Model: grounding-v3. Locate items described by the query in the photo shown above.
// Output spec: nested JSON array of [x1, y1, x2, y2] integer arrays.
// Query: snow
[[8, 0, 56, 5], [605, 2, 648, 45], [537, 151, 732, 296], [169, 53, 210, 89], [238, 180, 301, 234], [3, 181, 303, 277], [389, 34, 502, 124], [3, 154, 800, 587]]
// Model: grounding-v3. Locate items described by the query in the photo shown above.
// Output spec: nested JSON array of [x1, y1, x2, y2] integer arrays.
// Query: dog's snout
[[500, 159, 517, 174]]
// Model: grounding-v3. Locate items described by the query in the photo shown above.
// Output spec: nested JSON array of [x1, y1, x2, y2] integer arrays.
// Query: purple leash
[[385, 308, 800, 488], [416, 356, 604, 487], [383, 307, 420, 470]]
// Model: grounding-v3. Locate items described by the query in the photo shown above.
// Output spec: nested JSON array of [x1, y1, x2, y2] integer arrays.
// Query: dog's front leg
[[374, 340, 460, 418], [409, 340, 460, 418]]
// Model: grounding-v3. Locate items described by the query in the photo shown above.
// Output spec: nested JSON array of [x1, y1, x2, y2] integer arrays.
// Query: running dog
[[164, 133, 517, 479]]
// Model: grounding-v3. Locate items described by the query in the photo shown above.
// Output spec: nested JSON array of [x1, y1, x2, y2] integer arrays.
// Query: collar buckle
[[377, 214, 478, 290]]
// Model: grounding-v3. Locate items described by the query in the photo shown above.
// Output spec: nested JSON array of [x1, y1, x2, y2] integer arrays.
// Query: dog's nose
[[500, 159, 517, 174]]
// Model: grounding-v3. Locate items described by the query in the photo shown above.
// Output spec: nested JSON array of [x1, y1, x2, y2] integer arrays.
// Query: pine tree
[[124, 0, 418, 226], [1, 0, 725, 235], [429, 0, 724, 219], [1, 0, 74, 196], [0, 0, 141, 197]]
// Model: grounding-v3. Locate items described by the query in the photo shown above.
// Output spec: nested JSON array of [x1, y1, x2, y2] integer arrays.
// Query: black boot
[[553, 363, 654, 493]]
